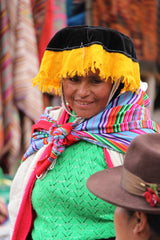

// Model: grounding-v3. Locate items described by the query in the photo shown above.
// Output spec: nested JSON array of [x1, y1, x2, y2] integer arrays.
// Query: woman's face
[[114, 207, 135, 240], [63, 72, 112, 118]]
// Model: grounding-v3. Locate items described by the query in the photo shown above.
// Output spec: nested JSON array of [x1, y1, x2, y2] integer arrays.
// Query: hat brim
[[86, 167, 160, 214]]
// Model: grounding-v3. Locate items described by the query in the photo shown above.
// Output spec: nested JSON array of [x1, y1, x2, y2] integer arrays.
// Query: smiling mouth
[[75, 100, 94, 105]]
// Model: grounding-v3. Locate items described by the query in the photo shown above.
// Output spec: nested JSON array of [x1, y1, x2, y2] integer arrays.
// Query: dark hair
[[147, 213, 160, 236], [126, 210, 160, 237], [110, 82, 124, 102]]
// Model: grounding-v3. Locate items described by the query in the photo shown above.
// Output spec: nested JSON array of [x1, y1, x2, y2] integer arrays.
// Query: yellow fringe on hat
[[32, 44, 140, 95]]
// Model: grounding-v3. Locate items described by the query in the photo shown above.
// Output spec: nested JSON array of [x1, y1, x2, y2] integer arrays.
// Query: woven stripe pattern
[[23, 89, 159, 178]]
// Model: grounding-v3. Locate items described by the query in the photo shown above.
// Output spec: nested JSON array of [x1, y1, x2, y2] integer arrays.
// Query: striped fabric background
[[0, 0, 67, 174], [0, 0, 43, 174]]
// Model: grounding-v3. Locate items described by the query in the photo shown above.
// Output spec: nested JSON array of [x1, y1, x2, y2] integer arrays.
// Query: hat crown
[[33, 25, 141, 94], [124, 133, 160, 184], [47, 25, 138, 62]]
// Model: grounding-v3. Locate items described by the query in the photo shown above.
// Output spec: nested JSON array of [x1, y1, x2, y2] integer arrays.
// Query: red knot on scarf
[[29, 120, 81, 177]]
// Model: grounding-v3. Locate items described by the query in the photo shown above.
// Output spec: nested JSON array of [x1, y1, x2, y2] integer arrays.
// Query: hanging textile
[[92, 0, 158, 76], [0, 0, 43, 174], [32, 0, 67, 63], [31, 0, 67, 108]]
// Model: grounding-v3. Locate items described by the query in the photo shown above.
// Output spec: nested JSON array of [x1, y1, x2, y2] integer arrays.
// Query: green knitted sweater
[[31, 118, 115, 239]]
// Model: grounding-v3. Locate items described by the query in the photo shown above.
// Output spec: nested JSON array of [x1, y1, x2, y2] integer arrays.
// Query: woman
[[87, 133, 160, 240], [8, 26, 159, 240]]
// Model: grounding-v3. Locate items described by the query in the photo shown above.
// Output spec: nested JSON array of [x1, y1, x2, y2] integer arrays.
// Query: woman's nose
[[78, 82, 90, 97]]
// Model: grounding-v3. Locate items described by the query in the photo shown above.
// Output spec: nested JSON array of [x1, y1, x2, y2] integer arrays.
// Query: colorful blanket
[[23, 89, 159, 177]]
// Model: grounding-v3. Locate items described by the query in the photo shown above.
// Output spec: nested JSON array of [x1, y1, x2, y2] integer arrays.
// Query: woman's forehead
[[64, 68, 105, 79]]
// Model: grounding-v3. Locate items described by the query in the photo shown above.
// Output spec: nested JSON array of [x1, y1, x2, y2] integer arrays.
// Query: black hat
[[32, 25, 140, 95]]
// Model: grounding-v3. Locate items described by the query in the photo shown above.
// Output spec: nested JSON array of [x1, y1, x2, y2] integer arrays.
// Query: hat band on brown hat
[[121, 167, 160, 207]]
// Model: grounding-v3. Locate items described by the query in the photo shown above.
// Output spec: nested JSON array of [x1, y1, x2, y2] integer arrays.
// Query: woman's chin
[[74, 110, 96, 119]]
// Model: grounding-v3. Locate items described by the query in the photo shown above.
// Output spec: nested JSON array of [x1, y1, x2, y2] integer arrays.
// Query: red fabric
[[38, 0, 53, 63], [32, 120, 53, 134], [35, 142, 54, 177], [34, 121, 77, 176], [11, 171, 37, 240], [103, 148, 113, 168]]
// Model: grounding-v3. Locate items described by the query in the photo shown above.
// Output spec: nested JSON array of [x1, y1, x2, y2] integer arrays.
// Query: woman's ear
[[133, 211, 150, 237]]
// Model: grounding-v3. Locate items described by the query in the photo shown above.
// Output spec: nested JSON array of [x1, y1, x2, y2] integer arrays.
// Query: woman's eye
[[69, 76, 79, 82], [91, 78, 102, 84]]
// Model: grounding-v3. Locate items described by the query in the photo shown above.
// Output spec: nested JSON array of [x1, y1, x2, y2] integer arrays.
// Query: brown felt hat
[[87, 133, 160, 213]]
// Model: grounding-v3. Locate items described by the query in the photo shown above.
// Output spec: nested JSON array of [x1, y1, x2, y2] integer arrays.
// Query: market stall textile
[[0, 0, 43, 174], [92, 0, 158, 76]]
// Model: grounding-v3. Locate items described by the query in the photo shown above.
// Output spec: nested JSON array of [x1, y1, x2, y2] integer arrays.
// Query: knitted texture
[[31, 140, 115, 239]]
